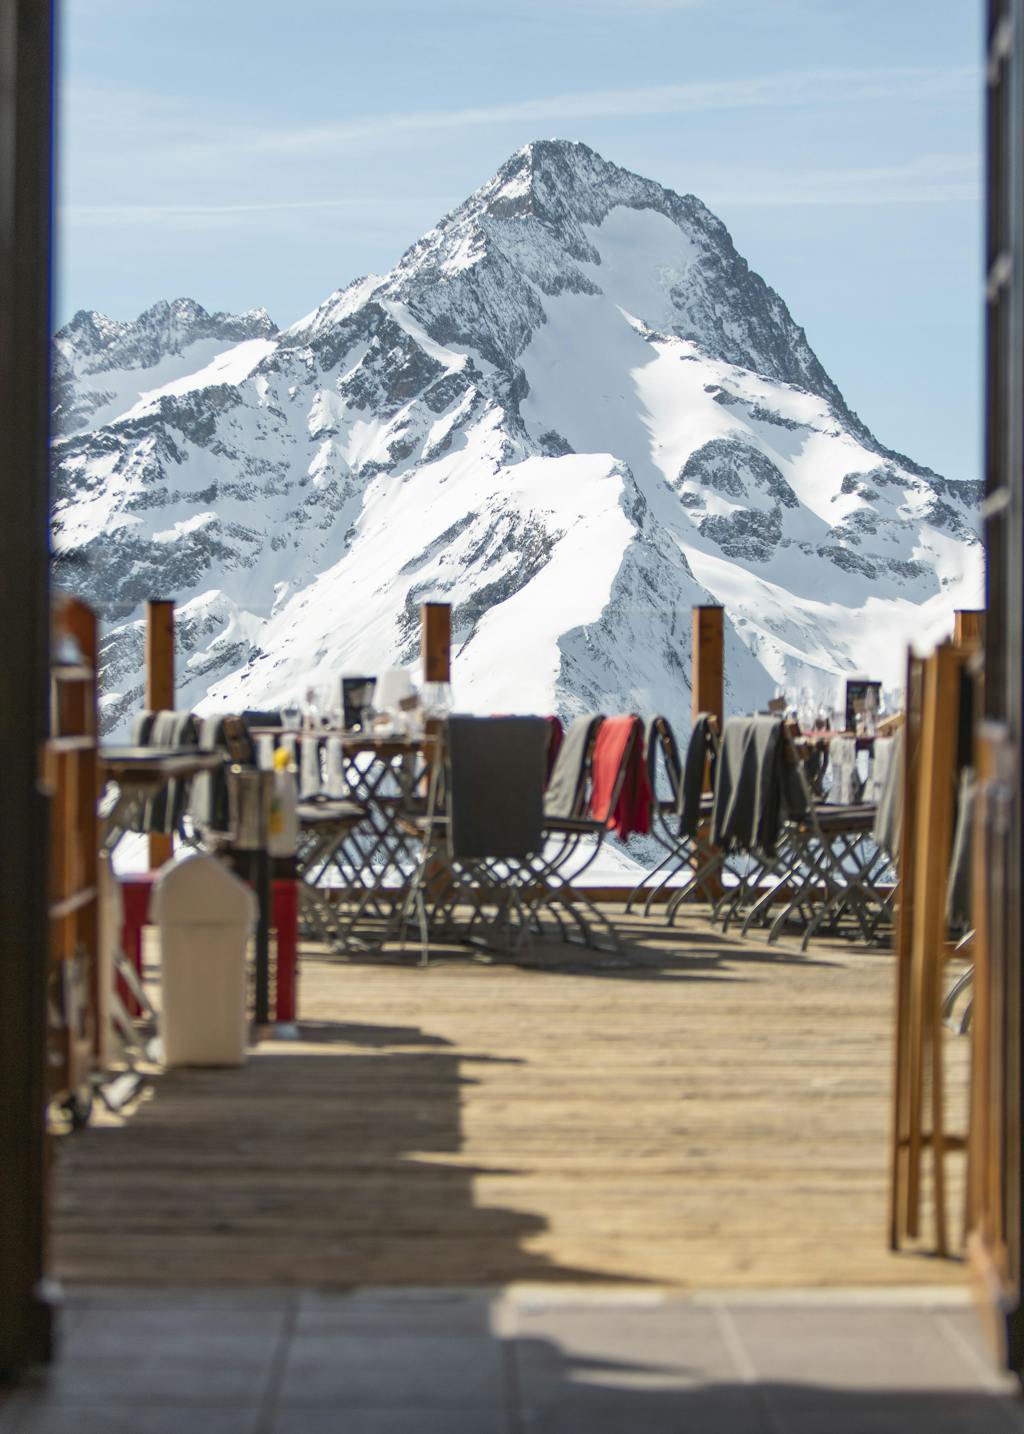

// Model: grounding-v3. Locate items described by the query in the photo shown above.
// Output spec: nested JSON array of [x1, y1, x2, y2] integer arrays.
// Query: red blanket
[[588, 715, 652, 840]]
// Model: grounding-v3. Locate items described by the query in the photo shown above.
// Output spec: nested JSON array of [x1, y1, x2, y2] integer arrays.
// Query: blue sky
[[58, 0, 984, 481]]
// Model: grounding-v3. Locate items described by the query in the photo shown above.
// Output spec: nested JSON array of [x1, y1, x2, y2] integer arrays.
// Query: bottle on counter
[[268, 744, 298, 858]]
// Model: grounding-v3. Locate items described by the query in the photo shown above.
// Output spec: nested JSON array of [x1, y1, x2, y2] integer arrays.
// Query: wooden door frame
[[0, 0, 56, 1379]]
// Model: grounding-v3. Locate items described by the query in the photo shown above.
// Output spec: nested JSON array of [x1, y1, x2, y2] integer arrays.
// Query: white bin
[[152, 852, 256, 1068]]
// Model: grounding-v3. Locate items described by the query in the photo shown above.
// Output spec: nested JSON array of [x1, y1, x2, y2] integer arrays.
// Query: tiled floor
[[1, 1285, 1021, 1434]]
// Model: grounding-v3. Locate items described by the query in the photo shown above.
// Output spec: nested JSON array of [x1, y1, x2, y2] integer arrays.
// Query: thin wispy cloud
[[63, 63, 978, 171], [58, 153, 980, 237], [702, 154, 981, 208], [59, 195, 441, 228], [240, 66, 981, 158]]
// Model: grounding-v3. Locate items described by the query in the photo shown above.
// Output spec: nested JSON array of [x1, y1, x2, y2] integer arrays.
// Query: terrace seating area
[[29, 595, 1003, 1434], [107, 700, 902, 974], [42, 595, 985, 1317]]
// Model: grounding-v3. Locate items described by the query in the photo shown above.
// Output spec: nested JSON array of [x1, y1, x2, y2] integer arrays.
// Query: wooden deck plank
[[52, 909, 970, 1289]]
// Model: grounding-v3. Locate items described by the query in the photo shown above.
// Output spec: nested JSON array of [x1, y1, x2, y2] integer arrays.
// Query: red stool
[[118, 870, 299, 1023]]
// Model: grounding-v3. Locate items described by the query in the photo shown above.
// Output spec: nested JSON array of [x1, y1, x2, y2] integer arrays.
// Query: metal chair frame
[[397, 723, 545, 965], [703, 722, 893, 948], [625, 717, 722, 918], [524, 716, 644, 955]]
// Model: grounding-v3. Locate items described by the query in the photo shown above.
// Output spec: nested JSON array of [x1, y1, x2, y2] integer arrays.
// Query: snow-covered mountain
[[51, 140, 982, 737]]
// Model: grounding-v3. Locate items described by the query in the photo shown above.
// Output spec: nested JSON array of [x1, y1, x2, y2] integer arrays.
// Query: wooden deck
[[53, 907, 969, 1289]]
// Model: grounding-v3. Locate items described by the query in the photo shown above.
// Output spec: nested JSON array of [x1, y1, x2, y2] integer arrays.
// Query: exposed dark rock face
[[701, 507, 784, 563], [678, 438, 799, 510]]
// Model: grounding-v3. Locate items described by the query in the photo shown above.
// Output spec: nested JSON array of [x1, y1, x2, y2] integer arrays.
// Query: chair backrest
[[446, 716, 548, 860], [646, 716, 682, 806], [711, 715, 807, 854], [827, 735, 862, 805], [131, 711, 158, 747], [678, 712, 717, 838], [298, 735, 323, 799], [189, 714, 256, 833], [867, 735, 896, 804], [544, 715, 603, 819], [589, 716, 642, 826], [872, 729, 903, 858], [593, 715, 652, 839], [129, 709, 201, 833], [544, 715, 564, 783]]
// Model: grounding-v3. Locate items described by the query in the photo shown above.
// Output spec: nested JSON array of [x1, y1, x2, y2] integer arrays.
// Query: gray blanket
[[545, 715, 601, 820], [678, 713, 714, 839], [448, 716, 548, 859], [711, 716, 806, 855]]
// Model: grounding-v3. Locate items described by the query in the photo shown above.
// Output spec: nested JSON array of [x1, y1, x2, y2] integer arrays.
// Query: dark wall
[[0, 0, 55, 1378]]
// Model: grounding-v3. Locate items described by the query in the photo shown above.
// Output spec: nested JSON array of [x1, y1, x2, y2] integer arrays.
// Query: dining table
[[99, 747, 224, 856], [249, 726, 439, 951]]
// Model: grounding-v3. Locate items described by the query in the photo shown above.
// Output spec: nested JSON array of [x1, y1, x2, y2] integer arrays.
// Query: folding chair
[[286, 736, 369, 947], [129, 709, 202, 840], [704, 715, 803, 934], [778, 734, 900, 948], [527, 714, 647, 954], [398, 716, 549, 964], [626, 715, 722, 918], [757, 731, 892, 948]]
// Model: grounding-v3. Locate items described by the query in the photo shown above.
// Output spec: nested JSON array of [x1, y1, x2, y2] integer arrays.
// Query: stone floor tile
[[278, 1333, 503, 1408], [296, 1287, 495, 1337], [269, 1407, 507, 1434], [15, 1405, 261, 1434], [756, 1385, 1024, 1434], [29, 1352, 273, 1408], [932, 1307, 1021, 1392], [722, 1304, 1004, 1393], [509, 1302, 737, 1395], [519, 1384, 768, 1434], [58, 1307, 287, 1364]]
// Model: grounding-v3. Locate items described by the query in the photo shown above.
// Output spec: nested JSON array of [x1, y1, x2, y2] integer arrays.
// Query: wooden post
[[145, 599, 175, 868], [421, 602, 451, 685], [890, 641, 970, 1255], [419, 603, 453, 957], [954, 609, 985, 647], [689, 606, 725, 902], [692, 605, 724, 725]]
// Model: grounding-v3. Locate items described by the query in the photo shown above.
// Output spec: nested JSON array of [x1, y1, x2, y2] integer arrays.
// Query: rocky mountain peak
[[55, 297, 278, 379], [50, 142, 981, 741], [52, 298, 279, 437], [363, 141, 861, 430]]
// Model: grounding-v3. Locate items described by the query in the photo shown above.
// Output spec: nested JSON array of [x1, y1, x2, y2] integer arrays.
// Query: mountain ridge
[[51, 139, 982, 737]]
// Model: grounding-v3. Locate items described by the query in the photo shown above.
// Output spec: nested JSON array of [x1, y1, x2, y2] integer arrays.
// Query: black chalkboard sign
[[341, 676, 376, 730], [844, 679, 882, 733]]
